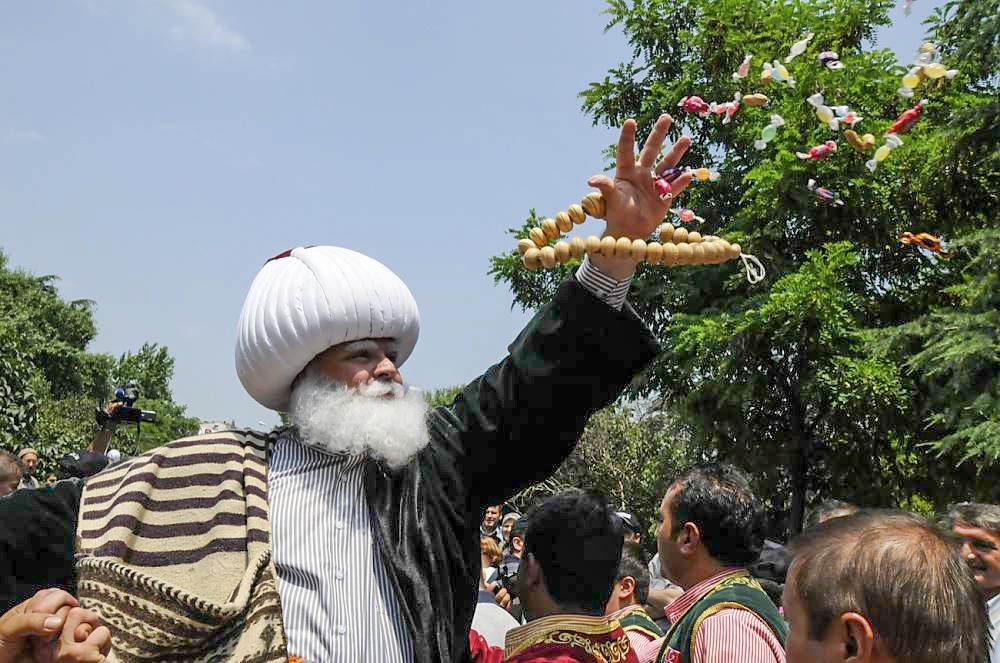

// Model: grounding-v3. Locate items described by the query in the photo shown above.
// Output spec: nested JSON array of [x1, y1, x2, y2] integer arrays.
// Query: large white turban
[[235, 246, 420, 411]]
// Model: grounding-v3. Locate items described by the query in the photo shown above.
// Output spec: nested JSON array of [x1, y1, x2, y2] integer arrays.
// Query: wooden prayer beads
[[518, 190, 763, 283]]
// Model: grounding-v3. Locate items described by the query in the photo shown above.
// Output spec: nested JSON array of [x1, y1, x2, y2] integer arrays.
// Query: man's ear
[[618, 576, 636, 599], [678, 522, 701, 554], [521, 553, 543, 590], [834, 612, 876, 662]]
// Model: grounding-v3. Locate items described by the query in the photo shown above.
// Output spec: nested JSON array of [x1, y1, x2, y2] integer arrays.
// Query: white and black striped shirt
[[269, 437, 414, 663]]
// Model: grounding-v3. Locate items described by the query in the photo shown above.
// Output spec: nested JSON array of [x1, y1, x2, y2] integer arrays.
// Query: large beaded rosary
[[516, 190, 765, 283]]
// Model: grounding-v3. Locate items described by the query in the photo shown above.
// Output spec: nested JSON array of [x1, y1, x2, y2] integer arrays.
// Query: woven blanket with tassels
[[75, 430, 289, 662]]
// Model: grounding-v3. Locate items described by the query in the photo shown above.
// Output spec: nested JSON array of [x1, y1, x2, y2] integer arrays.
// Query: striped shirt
[[634, 569, 785, 663], [269, 436, 414, 663], [576, 255, 632, 310]]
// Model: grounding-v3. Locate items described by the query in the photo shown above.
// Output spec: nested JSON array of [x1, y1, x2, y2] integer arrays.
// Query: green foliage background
[[490, 0, 999, 535]]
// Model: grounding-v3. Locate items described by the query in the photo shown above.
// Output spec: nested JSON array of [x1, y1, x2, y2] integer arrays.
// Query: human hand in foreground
[[0, 589, 110, 663], [586, 114, 693, 279]]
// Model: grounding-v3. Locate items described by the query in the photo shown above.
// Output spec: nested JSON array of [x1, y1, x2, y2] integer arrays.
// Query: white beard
[[287, 371, 430, 470]]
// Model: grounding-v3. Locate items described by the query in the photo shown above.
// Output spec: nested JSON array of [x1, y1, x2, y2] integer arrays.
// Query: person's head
[[507, 517, 528, 559], [17, 448, 38, 476], [515, 490, 623, 621], [655, 464, 763, 589], [235, 247, 427, 469], [480, 536, 502, 571], [45, 473, 58, 487], [501, 512, 521, 542], [0, 451, 22, 496], [784, 510, 987, 663], [615, 512, 642, 544], [482, 504, 503, 531], [945, 502, 1000, 600], [804, 499, 859, 531], [605, 543, 650, 614]]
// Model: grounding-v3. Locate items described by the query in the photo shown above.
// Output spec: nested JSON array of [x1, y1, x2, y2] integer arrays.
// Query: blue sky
[[1, 0, 942, 428]]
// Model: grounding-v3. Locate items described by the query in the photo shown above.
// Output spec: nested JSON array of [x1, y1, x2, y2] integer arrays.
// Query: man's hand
[[587, 114, 693, 279], [31, 607, 111, 663], [0, 589, 78, 663], [485, 582, 512, 611]]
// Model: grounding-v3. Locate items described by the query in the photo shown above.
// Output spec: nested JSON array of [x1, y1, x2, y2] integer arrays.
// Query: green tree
[[424, 385, 464, 409], [490, 0, 999, 534]]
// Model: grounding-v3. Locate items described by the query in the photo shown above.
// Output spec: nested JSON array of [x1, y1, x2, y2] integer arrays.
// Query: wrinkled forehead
[[327, 338, 399, 355], [953, 522, 1000, 544]]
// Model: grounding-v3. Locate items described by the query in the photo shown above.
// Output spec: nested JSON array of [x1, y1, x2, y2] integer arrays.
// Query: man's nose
[[372, 356, 399, 380]]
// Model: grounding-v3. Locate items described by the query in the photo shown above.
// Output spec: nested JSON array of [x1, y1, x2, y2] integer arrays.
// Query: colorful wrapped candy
[[844, 129, 876, 153], [796, 140, 838, 161], [900, 231, 951, 258], [733, 54, 753, 81], [709, 93, 741, 125], [887, 99, 927, 136], [678, 96, 711, 116], [785, 33, 814, 63], [761, 61, 795, 87], [671, 208, 705, 224], [807, 179, 845, 206], [754, 114, 785, 150], [807, 94, 863, 131], [818, 51, 844, 70], [866, 134, 904, 172], [898, 43, 958, 98], [742, 93, 769, 108], [653, 175, 674, 200]]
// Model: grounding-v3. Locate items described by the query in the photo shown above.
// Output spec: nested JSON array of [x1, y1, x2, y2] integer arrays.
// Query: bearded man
[[0, 114, 694, 662]]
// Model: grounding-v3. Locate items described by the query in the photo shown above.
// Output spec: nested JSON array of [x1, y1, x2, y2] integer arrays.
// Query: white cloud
[[162, 0, 250, 53]]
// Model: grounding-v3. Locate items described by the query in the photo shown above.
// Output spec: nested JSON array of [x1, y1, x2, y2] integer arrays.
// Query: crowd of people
[[0, 115, 993, 661]]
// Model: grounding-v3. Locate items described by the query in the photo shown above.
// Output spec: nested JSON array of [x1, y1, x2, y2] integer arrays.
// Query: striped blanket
[[75, 430, 289, 662]]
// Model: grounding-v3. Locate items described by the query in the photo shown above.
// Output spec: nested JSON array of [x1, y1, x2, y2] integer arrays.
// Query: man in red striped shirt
[[635, 465, 786, 663]]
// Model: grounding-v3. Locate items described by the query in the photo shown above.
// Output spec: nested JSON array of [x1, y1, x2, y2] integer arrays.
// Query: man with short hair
[[946, 502, 1000, 663], [505, 490, 639, 662], [784, 510, 987, 663], [481, 504, 504, 545], [637, 464, 786, 663], [606, 543, 664, 650], [802, 499, 858, 531], [16, 449, 39, 490], [0, 452, 22, 497]]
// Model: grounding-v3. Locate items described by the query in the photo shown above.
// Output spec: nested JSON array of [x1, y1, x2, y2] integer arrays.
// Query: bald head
[[786, 510, 987, 663]]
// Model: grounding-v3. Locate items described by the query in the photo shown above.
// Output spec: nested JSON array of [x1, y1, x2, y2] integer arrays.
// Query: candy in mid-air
[[761, 61, 795, 87], [818, 51, 844, 70], [678, 96, 711, 115], [844, 129, 876, 153], [898, 42, 958, 97], [708, 93, 741, 125], [659, 167, 686, 183], [742, 93, 769, 107], [903, 0, 915, 16], [866, 134, 904, 172], [900, 231, 951, 258], [688, 167, 721, 182], [671, 208, 705, 224], [796, 140, 838, 160], [887, 99, 927, 136], [807, 178, 845, 206], [785, 33, 815, 63], [754, 114, 786, 150], [732, 54, 753, 81], [807, 94, 861, 131]]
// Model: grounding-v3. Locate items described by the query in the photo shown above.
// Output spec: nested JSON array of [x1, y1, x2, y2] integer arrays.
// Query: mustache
[[356, 380, 406, 398]]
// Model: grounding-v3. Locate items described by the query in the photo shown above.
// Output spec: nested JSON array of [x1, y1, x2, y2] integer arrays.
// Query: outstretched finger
[[615, 119, 638, 172], [665, 171, 694, 200], [638, 114, 673, 169], [586, 174, 615, 201], [655, 135, 692, 174]]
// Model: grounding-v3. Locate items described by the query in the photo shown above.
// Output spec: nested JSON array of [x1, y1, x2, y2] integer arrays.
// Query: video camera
[[95, 382, 157, 426], [491, 558, 520, 599]]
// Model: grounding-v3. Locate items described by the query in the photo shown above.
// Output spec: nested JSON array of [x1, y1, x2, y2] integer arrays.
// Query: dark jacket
[[0, 274, 658, 662]]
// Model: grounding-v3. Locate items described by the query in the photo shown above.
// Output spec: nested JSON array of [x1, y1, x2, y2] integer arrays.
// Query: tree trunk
[[789, 432, 809, 537]]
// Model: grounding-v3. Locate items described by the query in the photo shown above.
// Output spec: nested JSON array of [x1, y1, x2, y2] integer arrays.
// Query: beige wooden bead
[[616, 237, 633, 257], [586, 235, 602, 254], [630, 239, 647, 261], [658, 223, 675, 243], [540, 246, 557, 268], [691, 244, 707, 264], [703, 242, 721, 264], [523, 248, 542, 270], [567, 204, 586, 224], [676, 243, 693, 265], [555, 211, 573, 233], [646, 241, 663, 265], [581, 192, 607, 219], [529, 227, 548, 248], [517, 239, 536, 255], [570, 236, 586, 259], [554, 241, 572, 263], [541, 218, 560, 240], [673, 227, 689, 244], [600, 236, 617, 257], [687, 231, 702, 244], [728, 243, 742, 259], [661, 242, 678, 266]]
